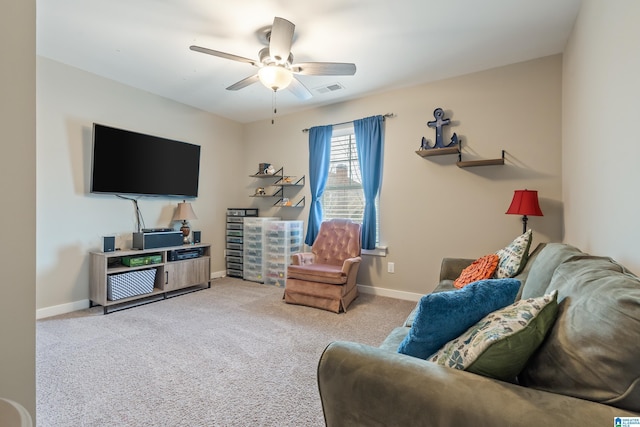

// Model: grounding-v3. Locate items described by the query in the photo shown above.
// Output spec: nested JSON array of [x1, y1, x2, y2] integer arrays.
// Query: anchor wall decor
[[414, 107, 506, 168], [419, 108, 459, 150]]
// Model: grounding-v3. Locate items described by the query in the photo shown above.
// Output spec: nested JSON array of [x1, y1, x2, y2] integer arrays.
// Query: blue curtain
[[354, 115, 384, 249], [305, 125, 333, 245]]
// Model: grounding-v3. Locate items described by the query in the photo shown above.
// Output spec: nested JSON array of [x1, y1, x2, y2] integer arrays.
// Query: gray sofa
[[317, 243, 640, 426]]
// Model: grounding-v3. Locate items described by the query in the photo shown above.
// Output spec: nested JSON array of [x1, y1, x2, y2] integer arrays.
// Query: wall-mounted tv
[[90, 123, 201, 197]]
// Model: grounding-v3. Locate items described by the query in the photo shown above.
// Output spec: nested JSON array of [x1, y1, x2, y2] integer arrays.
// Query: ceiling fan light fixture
[[258, 65, 293, 91]]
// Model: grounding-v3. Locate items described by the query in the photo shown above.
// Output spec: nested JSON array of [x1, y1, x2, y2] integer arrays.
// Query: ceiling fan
[[190, 17, 356, 100]]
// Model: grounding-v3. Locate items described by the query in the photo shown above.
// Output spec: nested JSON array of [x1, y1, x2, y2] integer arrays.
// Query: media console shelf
[[90, 243, 211, 314]]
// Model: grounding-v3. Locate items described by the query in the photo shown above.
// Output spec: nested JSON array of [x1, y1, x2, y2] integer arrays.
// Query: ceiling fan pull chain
[[271, 90, 277, 125]]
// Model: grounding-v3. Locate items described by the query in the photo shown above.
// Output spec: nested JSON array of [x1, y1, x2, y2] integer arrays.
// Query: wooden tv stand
[[89, 243, 211, 314]]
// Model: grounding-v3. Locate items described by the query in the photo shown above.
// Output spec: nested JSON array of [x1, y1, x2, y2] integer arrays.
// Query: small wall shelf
[[457, 150, 505, 168], [415, 146, 460, 157], [416, 144, 505, 168], [274, 196, 305, 208], [249, 167, 305, 208]]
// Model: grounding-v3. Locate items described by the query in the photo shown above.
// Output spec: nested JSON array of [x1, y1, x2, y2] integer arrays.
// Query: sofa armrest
[[291, 252, 315, 265], [439, 257, 475, 281], [318, 341, 635, 427]]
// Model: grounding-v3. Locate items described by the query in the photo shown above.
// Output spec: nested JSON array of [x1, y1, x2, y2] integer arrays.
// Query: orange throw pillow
[[454, 254, 500, 289]]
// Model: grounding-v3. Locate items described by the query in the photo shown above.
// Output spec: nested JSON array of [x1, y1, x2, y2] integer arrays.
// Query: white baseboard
[[37, 300, 90, 319], [36, 276, 420, 318], [211, 270, 226, 279], [37, 271, 229, 319], [357, 284, 423, 302]]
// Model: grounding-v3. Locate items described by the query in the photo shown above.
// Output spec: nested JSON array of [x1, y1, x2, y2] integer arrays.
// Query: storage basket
[[107, 269, 156, 301]]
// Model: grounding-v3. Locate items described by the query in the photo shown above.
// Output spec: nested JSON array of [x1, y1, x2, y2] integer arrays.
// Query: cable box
[[168, 247, 205, 261], [141, 228, 174, 233]]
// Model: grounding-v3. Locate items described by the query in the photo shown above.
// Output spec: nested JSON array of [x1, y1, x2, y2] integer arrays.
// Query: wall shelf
[[416, 144, 505, 169], [249, 167, 305, 208], [415, 146, 460, 157], [457, 150, 505, 168]]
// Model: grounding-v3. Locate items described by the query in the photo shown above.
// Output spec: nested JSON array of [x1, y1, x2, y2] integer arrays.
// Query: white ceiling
[[36, 0, 582, 123]]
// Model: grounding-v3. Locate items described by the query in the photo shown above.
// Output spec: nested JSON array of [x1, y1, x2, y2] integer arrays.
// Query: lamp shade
[[506, 190, 543, 216], [258, 65, 293, 91], [172, 201, 198, 221]]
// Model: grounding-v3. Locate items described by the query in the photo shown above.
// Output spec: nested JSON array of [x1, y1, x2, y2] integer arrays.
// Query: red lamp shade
[[506, 190, 543, 216], [506, 190, 543, 233]]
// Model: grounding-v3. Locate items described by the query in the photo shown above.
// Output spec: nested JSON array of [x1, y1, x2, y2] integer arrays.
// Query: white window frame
[[321, 124, 384, 255]]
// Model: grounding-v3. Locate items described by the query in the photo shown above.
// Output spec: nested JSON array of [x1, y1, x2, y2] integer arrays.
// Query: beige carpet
[[37, 277, 416, 426]]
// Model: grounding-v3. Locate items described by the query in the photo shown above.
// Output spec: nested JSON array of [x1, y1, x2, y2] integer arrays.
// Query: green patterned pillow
[[429, 290, 558, 381], [494, 229, 532, 278]]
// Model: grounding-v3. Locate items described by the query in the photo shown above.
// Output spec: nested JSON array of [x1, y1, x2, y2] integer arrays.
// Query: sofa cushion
[[380, 327, 410, 352], [519, 256, 640, 412], [453, 254, 499, 289], [495, 229, 532, 278], [429, 291, 558, 382], [397, 278, 520, 360], [511, 243, 546, 300], [519, 243, 583, 299]]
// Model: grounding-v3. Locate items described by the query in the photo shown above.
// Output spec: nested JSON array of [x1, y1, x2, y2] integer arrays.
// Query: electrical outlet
[[387, 262, 395, 273]]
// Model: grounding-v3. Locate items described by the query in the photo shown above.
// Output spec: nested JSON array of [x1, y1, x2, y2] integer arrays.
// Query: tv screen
[[90, 123, 201, 197]]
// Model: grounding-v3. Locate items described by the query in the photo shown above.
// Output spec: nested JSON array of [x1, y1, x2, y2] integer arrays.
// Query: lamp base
[[180, 221, 191, 244]]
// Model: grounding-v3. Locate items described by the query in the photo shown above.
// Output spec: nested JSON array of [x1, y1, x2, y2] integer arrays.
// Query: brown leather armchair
[[284, 219, 362, 313]]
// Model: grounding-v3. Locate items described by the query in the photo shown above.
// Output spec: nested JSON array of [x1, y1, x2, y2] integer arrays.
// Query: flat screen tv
[[90, 123, 201, 197]]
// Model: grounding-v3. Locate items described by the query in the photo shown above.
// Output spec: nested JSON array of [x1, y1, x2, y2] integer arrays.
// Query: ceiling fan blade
[[288, 77, 312, 100], [292, 62, 357, 76], [190, 45, 258, 67], [226, 74, 260, 91], [268, 17, 295, 64]]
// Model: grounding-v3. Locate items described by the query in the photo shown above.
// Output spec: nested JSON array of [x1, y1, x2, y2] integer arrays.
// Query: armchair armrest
[[341, 256, 361, 275], [318, 341, 635, 427], [439, 257, 475, 281], [291, 252, 315, 265]]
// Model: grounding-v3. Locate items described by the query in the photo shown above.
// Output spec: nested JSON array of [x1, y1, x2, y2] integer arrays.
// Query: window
[[321, 126, 380, 244]]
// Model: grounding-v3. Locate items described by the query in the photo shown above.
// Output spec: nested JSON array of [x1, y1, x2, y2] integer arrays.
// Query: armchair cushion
[[287, 263, 348, 285]]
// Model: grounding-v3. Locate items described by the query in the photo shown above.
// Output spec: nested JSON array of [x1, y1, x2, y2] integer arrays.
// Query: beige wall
[[36, 57, 245, 315], [244, 55, 564, 297], [0, 0, 36, 418], [20, 0, 640, 420], [36, 54, 564, 313], [562, 0, 640, 274]]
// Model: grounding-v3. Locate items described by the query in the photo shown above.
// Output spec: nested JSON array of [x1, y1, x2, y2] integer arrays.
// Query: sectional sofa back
[[519, 243, 640, 413]]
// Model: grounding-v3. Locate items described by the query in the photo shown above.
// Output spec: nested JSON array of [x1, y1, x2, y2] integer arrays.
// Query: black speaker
[[193, 231, 201, 244], [132, 231, 183, 250], [103, 236, 115, 252]]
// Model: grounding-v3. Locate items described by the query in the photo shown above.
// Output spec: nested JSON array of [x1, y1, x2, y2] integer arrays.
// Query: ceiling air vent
[[314, 83, 345, 94]]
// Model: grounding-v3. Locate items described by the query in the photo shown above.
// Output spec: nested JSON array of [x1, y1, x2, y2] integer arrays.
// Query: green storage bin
[[122, 254, 162, 267]]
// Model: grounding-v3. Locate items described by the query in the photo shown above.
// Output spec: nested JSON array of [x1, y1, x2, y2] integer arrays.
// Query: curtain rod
[[301, 113, 395, 133]]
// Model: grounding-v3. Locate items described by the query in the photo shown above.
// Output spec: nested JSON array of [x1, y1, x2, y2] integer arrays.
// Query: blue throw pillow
[[397, 278, 520, 359]]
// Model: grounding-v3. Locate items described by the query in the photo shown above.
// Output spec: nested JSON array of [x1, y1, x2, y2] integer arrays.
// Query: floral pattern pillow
[[494, 229, 532, 278], [429, 290, 558, 381]]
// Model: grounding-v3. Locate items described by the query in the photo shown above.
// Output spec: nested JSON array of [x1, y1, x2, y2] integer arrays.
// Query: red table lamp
[[506, 189, 543, 233]]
